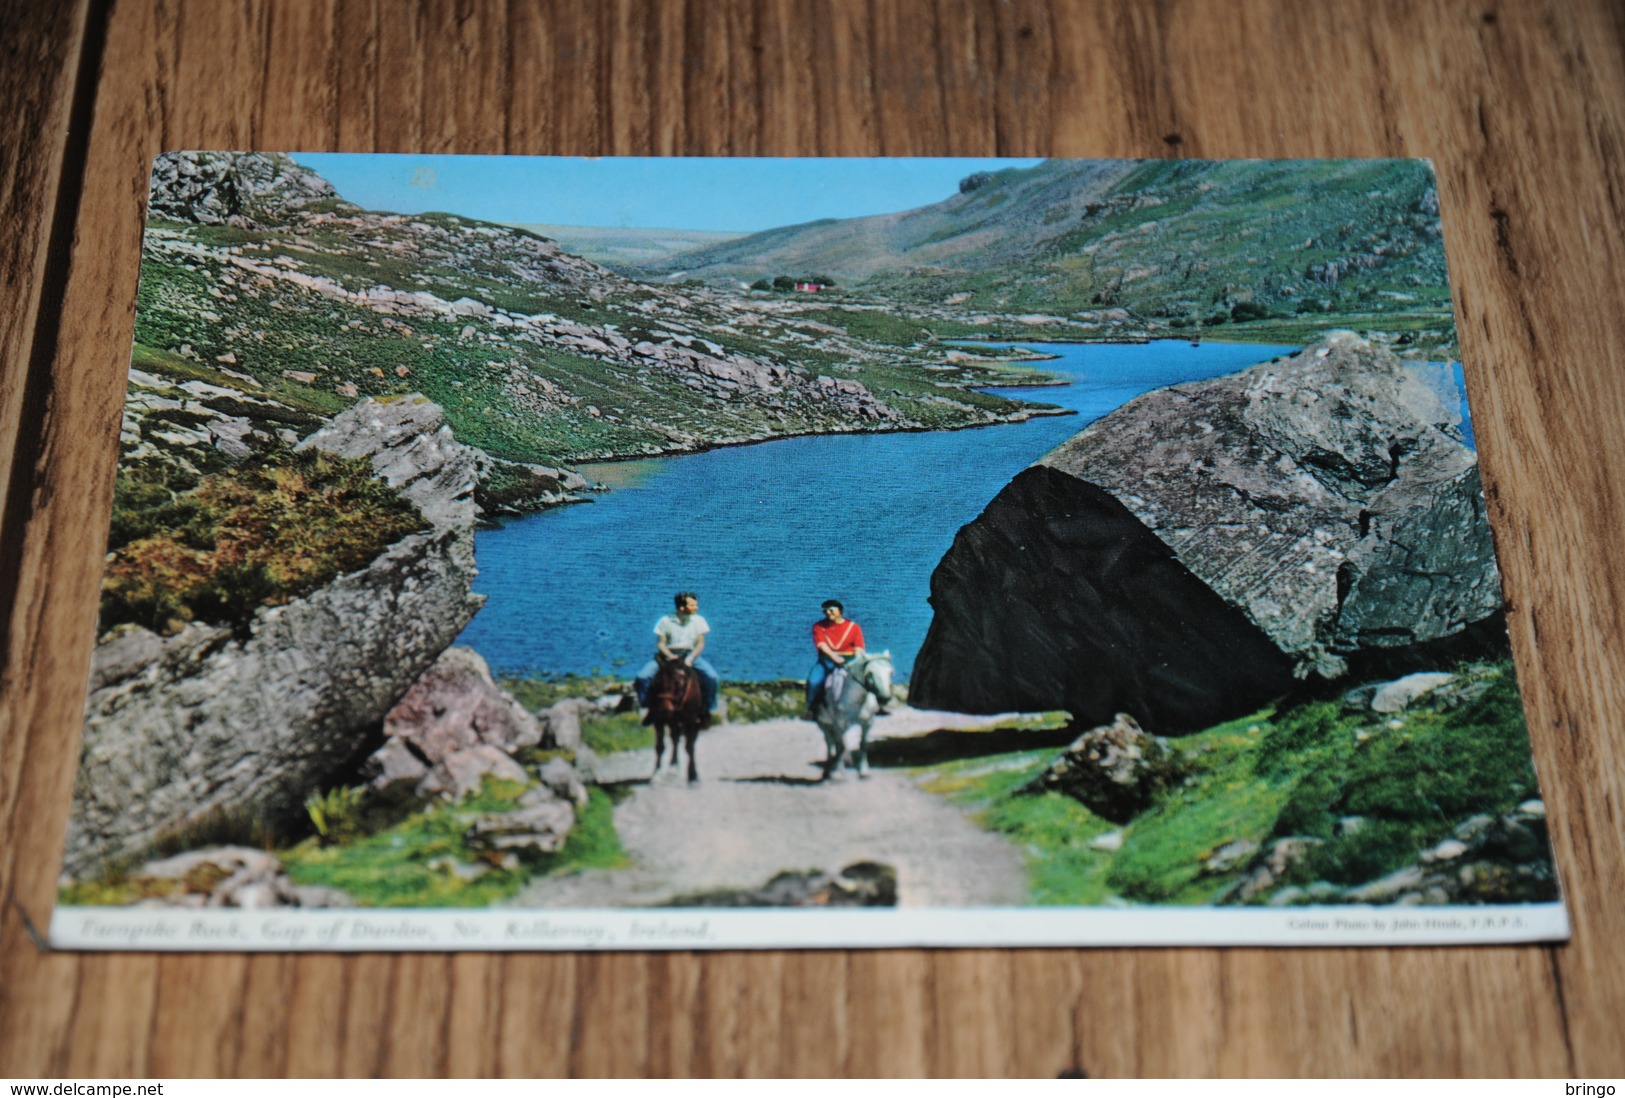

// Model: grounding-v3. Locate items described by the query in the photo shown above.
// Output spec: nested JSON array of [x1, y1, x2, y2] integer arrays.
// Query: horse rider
[[635, 591, 720, 716], [805, 598, 865, 717]]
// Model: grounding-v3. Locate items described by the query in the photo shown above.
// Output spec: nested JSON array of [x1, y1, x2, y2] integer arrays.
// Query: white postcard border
[[49, 902, 1570, 952]]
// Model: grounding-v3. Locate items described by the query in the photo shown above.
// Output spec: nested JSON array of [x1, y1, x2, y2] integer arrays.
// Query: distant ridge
[[633, 158, 1454, 334], [504, 223, 745, 268]]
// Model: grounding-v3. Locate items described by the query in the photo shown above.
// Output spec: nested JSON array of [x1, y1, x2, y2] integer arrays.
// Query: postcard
[[49, 154, 1568, 950]]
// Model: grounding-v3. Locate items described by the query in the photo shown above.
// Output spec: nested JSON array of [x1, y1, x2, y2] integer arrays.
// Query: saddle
[[816, 665, 848, 712], [645, 660, 704, 726]]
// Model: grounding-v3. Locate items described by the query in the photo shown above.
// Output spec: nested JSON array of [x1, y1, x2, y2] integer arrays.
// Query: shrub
[[305, 785, 371, 846], [100, 449, 426, 636]]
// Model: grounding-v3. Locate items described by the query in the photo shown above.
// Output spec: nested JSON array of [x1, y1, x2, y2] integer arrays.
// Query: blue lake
[[459, 340, 1316, 683]]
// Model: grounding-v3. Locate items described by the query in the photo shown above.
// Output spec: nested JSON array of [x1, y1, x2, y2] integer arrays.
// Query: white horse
[[812, 650, 896, 781]]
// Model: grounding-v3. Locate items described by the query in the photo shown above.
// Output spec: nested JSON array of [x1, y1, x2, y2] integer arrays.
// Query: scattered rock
[[669, 862, 899, 907], [1370, 672, 1456, 713], [1023, 713, 1184, 822], [420, 745, 529, 801], [1219, 837, 1325, 904], [364, 738, 431, 800], [368, 646, 545, 796], [1223, 804, 1557, 907], [540, 699, 584, 752], [127, 846, 352, 909], [207, 416, 254, 460], [1089, 830, 1126, 853], [463, 786, 577, 856], [1201, 839, 1258, 875], [537, 756, 589, 808]]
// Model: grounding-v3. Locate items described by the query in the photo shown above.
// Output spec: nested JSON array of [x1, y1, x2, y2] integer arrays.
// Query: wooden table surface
[[3, 0, 1624, 1078]]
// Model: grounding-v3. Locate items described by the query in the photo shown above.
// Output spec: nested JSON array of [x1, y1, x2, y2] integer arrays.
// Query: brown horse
[[644, 654, 708, 782]]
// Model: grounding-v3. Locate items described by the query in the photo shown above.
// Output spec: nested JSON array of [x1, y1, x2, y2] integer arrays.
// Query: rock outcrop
[[65, 397, 484, 877], [148, 151, 352, 227], [911, 333, 1502, 732], [1221, 802, 1557, 907]]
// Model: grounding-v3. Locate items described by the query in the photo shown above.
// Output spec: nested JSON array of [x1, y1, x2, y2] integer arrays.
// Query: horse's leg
[[653, 722, 667, 776], [685, 724, 699, 784], [827, 724, 851, 781], [857, 716, 872, 778]]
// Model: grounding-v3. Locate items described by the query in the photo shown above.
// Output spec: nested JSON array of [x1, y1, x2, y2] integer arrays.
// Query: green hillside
[[637, 158, 1457, 353]]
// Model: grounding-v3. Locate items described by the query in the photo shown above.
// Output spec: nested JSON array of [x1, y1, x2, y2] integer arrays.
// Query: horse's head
[[855, 651, 896, 712]]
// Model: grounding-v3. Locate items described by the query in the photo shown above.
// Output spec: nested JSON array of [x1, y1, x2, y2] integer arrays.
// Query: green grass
[[280, 781, 628, 907], [720, 679, 805, 723], [907, 660, 1543, 906], [578, 711, 655, 755], [917, 749, 1124, 905]]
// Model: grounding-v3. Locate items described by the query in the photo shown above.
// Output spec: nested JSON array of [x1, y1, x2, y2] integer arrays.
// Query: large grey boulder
[[911, 332, 1502, 732], [64, 397, 485, 878]]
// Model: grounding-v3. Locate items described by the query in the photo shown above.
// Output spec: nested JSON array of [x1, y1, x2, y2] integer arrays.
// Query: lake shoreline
[[461, 339, 1305, 683]]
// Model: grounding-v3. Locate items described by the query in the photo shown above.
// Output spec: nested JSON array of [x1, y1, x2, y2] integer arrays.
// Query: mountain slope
[[637, 158, 1454, 343], [130, 153, 1062, 477]]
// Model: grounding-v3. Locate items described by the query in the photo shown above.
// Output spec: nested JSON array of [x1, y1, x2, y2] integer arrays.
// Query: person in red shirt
[[806, 598, 866, 717]]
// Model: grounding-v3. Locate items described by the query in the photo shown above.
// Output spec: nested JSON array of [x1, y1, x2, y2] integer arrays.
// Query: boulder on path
[[1023, 713, 1184, 822], [371, 647, 545, 771], [911, 332, 1503, 733], [669, 862, 899, 908]]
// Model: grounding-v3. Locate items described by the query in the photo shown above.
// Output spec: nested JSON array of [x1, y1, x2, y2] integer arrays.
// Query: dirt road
[[511, 708, 1032, 909]]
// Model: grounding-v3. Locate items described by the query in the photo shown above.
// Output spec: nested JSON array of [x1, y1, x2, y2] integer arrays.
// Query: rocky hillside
[[637, 159, 1456, 352], [133, 152, 1059, 479], [910, 332, 1502, 732]]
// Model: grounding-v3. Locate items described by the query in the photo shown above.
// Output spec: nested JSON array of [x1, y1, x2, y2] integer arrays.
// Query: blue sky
[[293, 154, 1044, 234]]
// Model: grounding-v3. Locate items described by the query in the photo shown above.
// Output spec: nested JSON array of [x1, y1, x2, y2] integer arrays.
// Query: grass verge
[[908, 660, 1543, 906], [280, 780, 628, 907]]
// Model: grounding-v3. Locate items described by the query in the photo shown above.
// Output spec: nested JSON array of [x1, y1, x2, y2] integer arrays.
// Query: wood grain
[[0, 0, 90, 934], [3, 0, 1624, 1077]]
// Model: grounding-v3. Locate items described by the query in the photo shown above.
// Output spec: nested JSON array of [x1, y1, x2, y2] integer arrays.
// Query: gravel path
[[510, 707, 1032, 909]]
